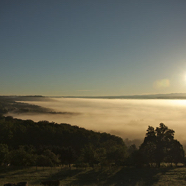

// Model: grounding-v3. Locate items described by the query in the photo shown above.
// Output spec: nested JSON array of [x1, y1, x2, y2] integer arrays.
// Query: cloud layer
[[10, 98, 186, 144]]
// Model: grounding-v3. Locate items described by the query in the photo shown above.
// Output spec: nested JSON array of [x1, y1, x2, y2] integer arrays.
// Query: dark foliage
[[0, 116, 127, 167], [139, 123, 185, 167]]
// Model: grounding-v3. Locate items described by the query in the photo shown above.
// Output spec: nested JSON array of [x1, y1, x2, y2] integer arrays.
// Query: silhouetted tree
[[36, 154, 52, 167], [140, 123, 184, 167], [127, 144, 138, 155], [42, 149, 60, 166], [166, 139, 184, 166], [106, 146, 126, 165], [0, 144, 9, 165], [9, 146, 36, 166], [80, 145, 99, 167], [130, 150, 146, 168]]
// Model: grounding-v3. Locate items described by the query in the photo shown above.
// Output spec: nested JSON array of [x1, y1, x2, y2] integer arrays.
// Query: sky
[[1, 0, 186, 96]]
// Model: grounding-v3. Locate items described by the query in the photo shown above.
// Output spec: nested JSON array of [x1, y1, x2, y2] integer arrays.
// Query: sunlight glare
[[171, 99, 186, 106]]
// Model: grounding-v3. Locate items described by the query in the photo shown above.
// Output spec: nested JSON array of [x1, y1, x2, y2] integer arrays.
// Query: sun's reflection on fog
[[169, 99, 186, 106]]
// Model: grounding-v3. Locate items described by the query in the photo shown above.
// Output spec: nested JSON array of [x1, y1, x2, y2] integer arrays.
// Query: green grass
[[1, 166, 186, 186]]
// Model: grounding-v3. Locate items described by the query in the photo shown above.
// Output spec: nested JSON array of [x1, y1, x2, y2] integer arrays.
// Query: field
[[1, 166, 186, 186]]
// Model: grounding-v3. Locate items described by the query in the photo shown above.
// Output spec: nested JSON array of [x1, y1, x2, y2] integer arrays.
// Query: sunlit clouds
[[153, 79, 170, 89], [77, 90, 94, 92]]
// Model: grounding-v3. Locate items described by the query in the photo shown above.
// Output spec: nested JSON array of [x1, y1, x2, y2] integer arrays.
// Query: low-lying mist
[[9, 98, 186, 146]]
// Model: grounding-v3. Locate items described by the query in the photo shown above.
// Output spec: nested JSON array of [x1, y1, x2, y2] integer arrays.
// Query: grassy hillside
[[1, 166, 186, 186]]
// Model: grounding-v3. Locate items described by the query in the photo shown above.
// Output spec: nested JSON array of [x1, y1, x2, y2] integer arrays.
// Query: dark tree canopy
[[140, 123, 184, 167], [0, 116, 127, 167]]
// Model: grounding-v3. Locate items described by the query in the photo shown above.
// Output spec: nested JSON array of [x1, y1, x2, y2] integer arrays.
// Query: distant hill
[[2, 93, 186, 100], [53, 93, 186, 99], [0, 95, 51, 101], [0, 96, 77, 115]]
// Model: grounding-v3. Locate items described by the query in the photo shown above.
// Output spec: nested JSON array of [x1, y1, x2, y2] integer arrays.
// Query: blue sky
[[1, 0, 186, 96]]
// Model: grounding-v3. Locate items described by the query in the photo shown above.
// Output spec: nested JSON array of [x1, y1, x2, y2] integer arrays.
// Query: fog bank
[[10, 98, 186, 144]]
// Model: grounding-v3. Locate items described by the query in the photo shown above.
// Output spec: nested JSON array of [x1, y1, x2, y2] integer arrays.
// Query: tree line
[[0, 115, 127, 167], [0, 115, 185, 168]]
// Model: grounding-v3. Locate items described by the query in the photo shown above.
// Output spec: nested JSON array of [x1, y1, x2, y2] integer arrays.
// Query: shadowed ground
[[1, 166, 186, 186]]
